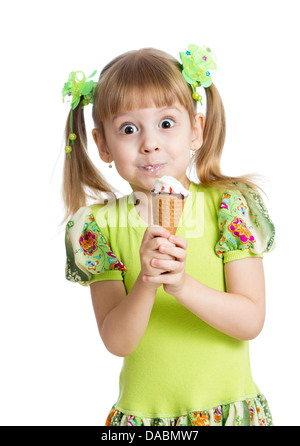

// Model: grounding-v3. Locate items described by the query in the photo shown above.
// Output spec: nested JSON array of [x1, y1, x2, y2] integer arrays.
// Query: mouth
[[139, 163, 167, 173]]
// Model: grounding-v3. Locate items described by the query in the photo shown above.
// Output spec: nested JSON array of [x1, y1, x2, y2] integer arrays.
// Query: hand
[[139, 225, 176, 290], [143, 234, 188, 297]]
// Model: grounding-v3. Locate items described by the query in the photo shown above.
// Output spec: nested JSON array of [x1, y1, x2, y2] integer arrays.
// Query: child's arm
[[91, 226, 174, 357], [91, 274, 156, 357], [176, 258, 265, 341], [144, 236, 265, 341]]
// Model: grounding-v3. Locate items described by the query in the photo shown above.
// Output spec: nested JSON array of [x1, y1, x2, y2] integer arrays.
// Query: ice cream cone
[[152, 193, 186, 235], [151, 176, 190, 235]]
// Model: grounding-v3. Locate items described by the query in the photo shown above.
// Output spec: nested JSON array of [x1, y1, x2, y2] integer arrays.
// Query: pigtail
[[195, 83, 267, 198], [62, 97, 116, 221], [195, 84, 225, 182]]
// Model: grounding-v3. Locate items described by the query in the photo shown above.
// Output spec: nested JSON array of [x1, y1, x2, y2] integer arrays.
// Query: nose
[[142, 146, 160, 153], [140, 128, 161, 153]]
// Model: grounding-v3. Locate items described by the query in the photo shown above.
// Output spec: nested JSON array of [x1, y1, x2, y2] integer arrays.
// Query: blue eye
[[120, 124, 138, 134], [159, 118, 175, 129]]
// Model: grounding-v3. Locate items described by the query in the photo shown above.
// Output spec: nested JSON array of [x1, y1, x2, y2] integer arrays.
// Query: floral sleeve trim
[[215, 185, 275, 259], [65, 207, 126, 286]]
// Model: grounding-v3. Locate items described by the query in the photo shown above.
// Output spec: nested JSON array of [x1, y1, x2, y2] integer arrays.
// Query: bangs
[[93, 49, 195, 123]]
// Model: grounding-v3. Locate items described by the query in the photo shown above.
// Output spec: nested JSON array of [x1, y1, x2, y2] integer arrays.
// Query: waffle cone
[[152, 193, 186, 235]]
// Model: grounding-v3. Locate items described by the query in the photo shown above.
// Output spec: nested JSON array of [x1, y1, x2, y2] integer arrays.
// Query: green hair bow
[[62, 70, 97, 109], [62, 70, 97, 158], [179, 45, 217, 104]]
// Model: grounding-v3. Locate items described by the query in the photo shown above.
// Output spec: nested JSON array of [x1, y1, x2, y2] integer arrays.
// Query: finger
[[143, 225, 170, 243], [146, 263, 170, 276], [148, 267, 168, 276], [143, 274, 165, 284], [168, 235, 188, 250], [158, 244, 186, 261], [155, 251, 175, 261], [151, 258, 180, 272], [149, 236, 175, 252], [143, 273, 172, 284]]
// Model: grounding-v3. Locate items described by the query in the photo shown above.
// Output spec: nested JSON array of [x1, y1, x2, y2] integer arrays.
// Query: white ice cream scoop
[[151, 176, 190, 197]]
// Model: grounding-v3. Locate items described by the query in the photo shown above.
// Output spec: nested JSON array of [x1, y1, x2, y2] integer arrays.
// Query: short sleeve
[[215, 185, 275, 263], [65, 206, 127, 286]]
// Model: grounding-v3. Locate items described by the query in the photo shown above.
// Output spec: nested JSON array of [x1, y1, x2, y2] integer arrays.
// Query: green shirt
[[65, 182, 275, 418]]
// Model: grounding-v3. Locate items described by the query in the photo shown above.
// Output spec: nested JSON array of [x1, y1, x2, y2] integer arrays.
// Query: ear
[[92, 128, 114, 164], [191, 113, 205, 150]]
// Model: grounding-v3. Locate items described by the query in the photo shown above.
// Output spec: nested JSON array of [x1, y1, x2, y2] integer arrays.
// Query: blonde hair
[[62, 47, 266, 220]]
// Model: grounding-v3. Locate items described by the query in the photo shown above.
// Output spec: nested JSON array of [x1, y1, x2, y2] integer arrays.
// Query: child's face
[[93, 101, 204, 195]]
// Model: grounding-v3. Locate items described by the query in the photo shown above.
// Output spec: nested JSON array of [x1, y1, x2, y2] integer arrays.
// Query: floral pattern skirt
[[105, 394, 273, 426]]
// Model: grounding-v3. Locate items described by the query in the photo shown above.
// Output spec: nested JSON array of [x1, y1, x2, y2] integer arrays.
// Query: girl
[[63, 45, 275, 426]]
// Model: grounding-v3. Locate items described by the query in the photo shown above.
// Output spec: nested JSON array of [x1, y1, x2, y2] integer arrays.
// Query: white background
[[1, 0, 299, 426]]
